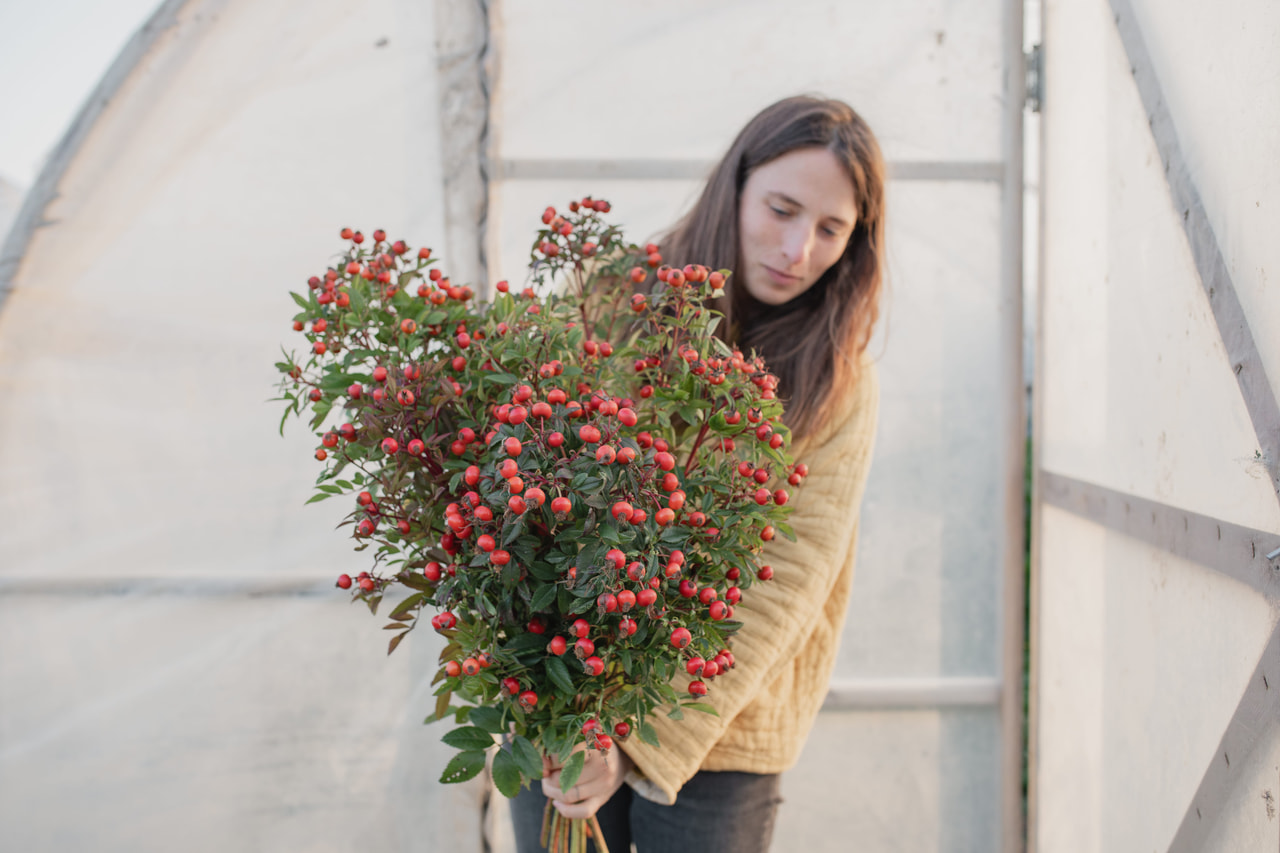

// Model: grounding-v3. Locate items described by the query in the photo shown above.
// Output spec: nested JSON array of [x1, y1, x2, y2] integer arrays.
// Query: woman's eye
[[769, 205, 792, 218], [821, 226, 839, 237]]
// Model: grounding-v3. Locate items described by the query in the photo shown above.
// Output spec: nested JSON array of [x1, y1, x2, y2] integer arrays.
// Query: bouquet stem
[[540, 800, 610, 853]]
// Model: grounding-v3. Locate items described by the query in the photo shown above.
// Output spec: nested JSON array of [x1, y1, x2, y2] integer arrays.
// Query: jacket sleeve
[[620, 364, 880, 803]]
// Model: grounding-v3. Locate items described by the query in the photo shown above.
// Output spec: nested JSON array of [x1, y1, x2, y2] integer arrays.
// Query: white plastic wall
[[0, 1, 1028, 850], [1035, 0, 1280, 850], [487, 2, 1022, 850], [0, 1, 489, 849]]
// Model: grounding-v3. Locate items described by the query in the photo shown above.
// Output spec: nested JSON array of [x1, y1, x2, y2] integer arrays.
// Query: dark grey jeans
[[509, 767, 782, 853]]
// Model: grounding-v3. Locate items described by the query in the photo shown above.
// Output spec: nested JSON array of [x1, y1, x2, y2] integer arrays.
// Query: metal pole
[[1001, 0, 1029, 850]]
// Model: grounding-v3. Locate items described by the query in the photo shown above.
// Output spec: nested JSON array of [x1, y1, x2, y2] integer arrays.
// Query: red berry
[[583, 656, 604, 676], [578, 424, 601, 444], [654, 451, 676, 471], [462, 657, 481, 676], [617, 590, 636, 611], [381, 437, 399, 454], [614, 721, 631, 738], [548, 635, 567, 655], [504, 437, 522, 457], [761, 525, 776, 541], [445, 660, 462, 677], [528, 616, 546, 635], [670, 627, 692, 649], [490, 549, 510, 566], [336, 574, 353, 589], [572, 619, 590, 639], [679, 579, 697, 599], [709, 600, 728, 620], [519, 690, 538, 708], [757, 565, 774, 581], [688, 680, 708, 696], [551, 496, 572, 516], [636, 588, 658, 607], [596, 594, 618, 613], [477, 534, 496, 552], [576, 637, 596, 657]]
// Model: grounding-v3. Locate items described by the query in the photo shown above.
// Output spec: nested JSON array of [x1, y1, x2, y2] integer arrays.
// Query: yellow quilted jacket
[[621, 358, 880, 804]]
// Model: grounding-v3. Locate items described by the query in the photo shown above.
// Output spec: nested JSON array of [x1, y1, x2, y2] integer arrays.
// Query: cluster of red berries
[[279, 198, 803, 780]]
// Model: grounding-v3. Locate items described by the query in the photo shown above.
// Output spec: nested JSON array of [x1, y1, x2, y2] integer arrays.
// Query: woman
[[511, 94, 886, 853]]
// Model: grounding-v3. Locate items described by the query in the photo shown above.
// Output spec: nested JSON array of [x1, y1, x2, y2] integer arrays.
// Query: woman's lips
[[763, 264, 801, 287]]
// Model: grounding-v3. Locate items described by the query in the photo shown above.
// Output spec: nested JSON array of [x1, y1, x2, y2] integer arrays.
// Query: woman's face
[[737, 147, 857, 306]]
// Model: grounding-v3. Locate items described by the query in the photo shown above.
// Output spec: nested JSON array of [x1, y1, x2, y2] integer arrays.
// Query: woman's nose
[[780, 223, 815, 268]]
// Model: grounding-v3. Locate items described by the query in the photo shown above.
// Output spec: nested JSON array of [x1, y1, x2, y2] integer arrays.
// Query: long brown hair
[[658, 96, 886, 441]]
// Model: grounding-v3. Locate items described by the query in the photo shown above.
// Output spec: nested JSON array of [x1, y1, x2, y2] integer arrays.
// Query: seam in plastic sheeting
[[1043, 466, 1280, 850], [495, 158, 1007, 182], [0, 0, 195, 316], [1041, 471, 1280, 602], [1109, 0, 1280, 507]]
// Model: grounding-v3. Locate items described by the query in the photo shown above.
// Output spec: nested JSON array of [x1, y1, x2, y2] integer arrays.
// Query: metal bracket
[[1025, 43, 1043, 113]]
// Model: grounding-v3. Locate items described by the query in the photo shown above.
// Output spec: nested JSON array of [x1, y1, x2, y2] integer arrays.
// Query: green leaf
[[530, 583, 557, 612], [638, 722, 660, 748], [682, 702, 720, 716], [389, 592, 426, 620], [491, 746, 522, 798], [439, 750, 487, 784], [426, 689, 453, 723], [387, 630, 410, 655], [304, 492, 334, 504], [511, 735, 544, 779], [545, 655, 575, 696], [502, 632, 548, 655], [666, 706, 684, 721], [290, 291, 313, 310], [467, 705, 506, 734], [442, 726, 497, 751], [558, 750, 586, 793]]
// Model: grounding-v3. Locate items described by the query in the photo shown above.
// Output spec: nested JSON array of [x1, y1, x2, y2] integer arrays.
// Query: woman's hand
[[541, 746, 633, 820]]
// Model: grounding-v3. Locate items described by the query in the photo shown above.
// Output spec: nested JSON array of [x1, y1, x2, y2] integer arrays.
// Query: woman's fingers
[[549, 791, 611, 821], [541, 750, 614, 803]]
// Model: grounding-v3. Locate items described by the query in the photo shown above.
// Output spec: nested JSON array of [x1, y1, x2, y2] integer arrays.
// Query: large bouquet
[[275, 199, 808, 851]]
